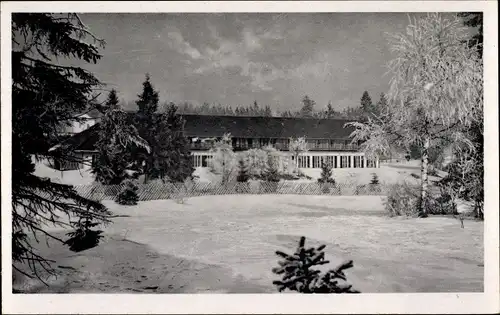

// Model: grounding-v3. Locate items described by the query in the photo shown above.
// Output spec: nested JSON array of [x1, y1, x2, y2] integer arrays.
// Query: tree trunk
[[420, 138, 430, 217]]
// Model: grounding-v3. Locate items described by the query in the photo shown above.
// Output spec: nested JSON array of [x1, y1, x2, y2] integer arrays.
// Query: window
[[353, 156, 362, 168], [201, 155, 209, 167], [312, 156, 321, 168], [367, 159, 376, 168], [340, 156, 348, 168], [298, 156, 310, 168], [91, 154, 99, 168], [61, 159, 80, 170], [323, 156, 335, 168], [193, 155, 205, 167]]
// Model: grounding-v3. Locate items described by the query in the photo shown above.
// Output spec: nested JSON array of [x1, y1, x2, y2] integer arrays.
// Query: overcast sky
[[79, 13, 452, 113]]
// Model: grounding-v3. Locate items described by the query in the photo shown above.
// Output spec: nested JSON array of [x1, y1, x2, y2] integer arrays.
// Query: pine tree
[[152, 103, 194, 182], [360, 91, 374, 118], [64, 218, 104, 253], [300, 95, 315, 118], [11, 13, 112, 279], [115, 179, 139, 205], [93, 90, 148, 185], [272, 236, 359, 293], [374, 93, 387, 118], [136, 74, 159, 115], [325, 101, 338, 119], [252, 100, 260, 116], [264, 105, 273, 117], [318, 161, 335, 184], [133, 75, 160, 183], [370, 173, 380, 185], [263, 154, 280, 192], [318, 161, 335, 193], [236, 157, 250, 182], [105, 89, 120, 111], [200, 102, 210, 115], [459, 13, 483, 56]]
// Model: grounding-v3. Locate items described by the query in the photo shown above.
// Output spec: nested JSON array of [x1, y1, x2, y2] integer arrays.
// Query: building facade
[[184, 115, 379, 169], [49, 114, 379, 171]]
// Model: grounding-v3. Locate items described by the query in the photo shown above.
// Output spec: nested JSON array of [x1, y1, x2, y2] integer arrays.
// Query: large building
[[49, 114, 379, 171]]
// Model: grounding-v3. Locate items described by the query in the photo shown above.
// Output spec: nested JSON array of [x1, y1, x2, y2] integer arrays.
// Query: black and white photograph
[[1, 1, 498, 314]]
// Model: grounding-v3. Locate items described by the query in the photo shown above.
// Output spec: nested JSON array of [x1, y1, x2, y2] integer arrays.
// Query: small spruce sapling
[[366, 173, 382, 194], [263, 155, 280, 192], [236, 157, 251, 193], [272, 236, 359, 293], [115, 179, 139, 205], [64, 218, 104, 252], [318, 161, 335, 193], [236, 157, 250, 182]]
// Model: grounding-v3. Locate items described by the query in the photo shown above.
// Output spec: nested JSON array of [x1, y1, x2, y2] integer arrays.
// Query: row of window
[[297, 155, 373, 168], [193, 154, 212, 168], [225, 138, 360, 150], [193, 154, 377, 168], [51, 154, 99, 171]]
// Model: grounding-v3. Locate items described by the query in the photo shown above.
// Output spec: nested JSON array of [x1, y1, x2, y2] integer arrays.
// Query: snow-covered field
[[194, 160, 424, 185], [33, 157, 95, 186], [14, 194, 483, 293]]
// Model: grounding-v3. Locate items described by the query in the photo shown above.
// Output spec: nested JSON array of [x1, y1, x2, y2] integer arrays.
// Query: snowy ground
[[14, 194, 483, 293], [194, 160, 424, 185], [33, 157, 95, 186]]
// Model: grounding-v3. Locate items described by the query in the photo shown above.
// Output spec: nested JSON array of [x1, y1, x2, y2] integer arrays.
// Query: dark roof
[[50, 114, 358, 152], [49, 123, 100, 152], [181, 114, 356, 139]]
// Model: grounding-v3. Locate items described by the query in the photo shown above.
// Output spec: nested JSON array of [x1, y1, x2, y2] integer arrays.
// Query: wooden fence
[[72, 181, 389, 201]]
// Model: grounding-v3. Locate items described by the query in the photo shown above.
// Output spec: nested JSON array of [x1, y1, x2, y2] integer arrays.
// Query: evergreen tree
[[264, 105, 273, 117], [272, 236, 359, 293], [300, 95, 315, 118], [459, 12, 483, 56], [360, 91, 374, 118], [318, 161, 335, 184], [325, 101, 338, 119], [133, 75, 160, 183], [136, 74, 159, 115], [370, 173, 380, 185], [93, 90, 148, 184], [153, 103, 194, 182], [105, 89, 120, 111], [200, 102, 210, 114], [64, 217, 104, 253], [115, 179, 140, 205], [252, 100, 260, 116], [437, 12, 484, 219], [236, 157, 250, 182], [11, 13, 112, 278], [263, 154, 280, 189], [374, 92, 387, 119]]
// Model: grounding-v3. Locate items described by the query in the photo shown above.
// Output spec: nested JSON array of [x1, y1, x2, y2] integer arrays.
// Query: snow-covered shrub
[[384, 181, 421, 216], [115, 179, 139, 205]]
